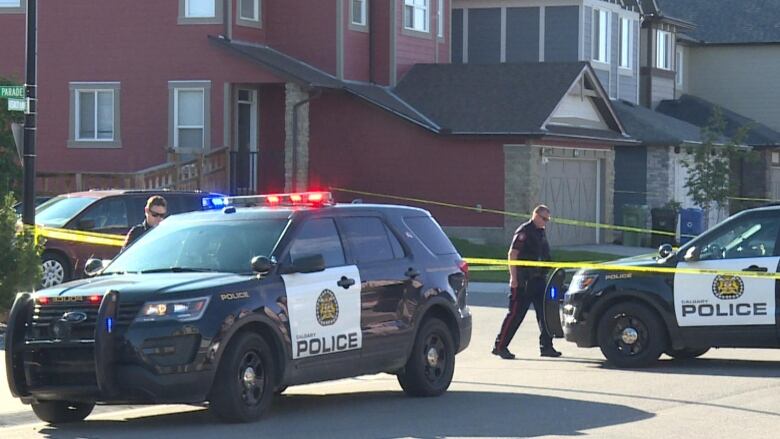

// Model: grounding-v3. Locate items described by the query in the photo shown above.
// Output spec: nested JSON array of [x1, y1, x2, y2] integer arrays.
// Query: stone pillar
[[284, 82, 311, 192], [503, 144, 539, 242]]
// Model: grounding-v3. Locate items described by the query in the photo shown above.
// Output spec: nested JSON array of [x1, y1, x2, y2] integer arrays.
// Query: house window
[[169, 81, 211, 150], [676, 48, 684, 86], [619, 18, 632, 69], [69, 82, 121, 148], [592, 9, 609, 63], [657, 30, 672, 70], [351, 0, 367, 26], [0, 0, 25, 13], [437, 0, 444, 38], [178, 0, 222, 24], [404, 0, 429, 33], [239, 0, 259, 22]]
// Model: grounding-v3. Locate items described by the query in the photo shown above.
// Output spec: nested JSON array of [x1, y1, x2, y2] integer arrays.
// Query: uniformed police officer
[[122, 195, 167, 251], [492, 205, 562, 359]]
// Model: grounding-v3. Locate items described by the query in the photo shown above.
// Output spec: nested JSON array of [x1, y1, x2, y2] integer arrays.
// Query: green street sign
[[0, 86, 25, 99], [8, 98, 27, 112]]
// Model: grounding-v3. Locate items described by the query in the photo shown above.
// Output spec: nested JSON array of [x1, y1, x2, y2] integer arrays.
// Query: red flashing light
[[226, 192, 334, 208], [88, 295, 102, 304], [289, 194, 302, 202], [267, 195, 280, 204], [307, 193, 324, 202], [37, 296, 50, 305]]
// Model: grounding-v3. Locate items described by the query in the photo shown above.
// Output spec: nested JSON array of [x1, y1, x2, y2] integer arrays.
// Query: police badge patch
[[712, 275, 745, 300], [316, 289, 339, 326]]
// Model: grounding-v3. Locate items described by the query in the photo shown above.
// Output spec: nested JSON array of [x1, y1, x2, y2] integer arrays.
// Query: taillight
[[458, 260, 469, 280]]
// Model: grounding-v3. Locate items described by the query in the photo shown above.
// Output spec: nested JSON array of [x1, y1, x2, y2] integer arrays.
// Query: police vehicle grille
[[29, 301, 144, 340]]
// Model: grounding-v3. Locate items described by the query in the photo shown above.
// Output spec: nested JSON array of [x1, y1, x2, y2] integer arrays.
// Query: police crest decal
[[316, 289, 339, 326], [711, 275, 744, 300]]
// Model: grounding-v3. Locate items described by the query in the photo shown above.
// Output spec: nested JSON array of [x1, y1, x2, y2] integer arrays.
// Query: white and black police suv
[[5, 192, 472, 423], [544, 204, 780, 368]]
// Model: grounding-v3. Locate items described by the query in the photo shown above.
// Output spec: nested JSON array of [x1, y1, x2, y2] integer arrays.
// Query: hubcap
[[242, 367, 256, 387], [237, 350, 264, 407], [611, 314, 648, 356], [41, 259, 65, 288], [426, 347, 439, 367], [422, 333, 447, 384], [621, 327, 639, 344]]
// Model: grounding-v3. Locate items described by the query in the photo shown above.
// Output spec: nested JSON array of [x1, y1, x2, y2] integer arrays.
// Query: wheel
[[666, 347, 710, 360], [41, 253, 71, 288], [31, 401, 94, 424], [209, 332, 275, 423], [597, 302, 667, 368], [397, 318, 455, 397]]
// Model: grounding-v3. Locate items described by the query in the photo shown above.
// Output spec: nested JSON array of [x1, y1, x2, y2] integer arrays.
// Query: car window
[[289, 218, 345, 268], [404, 215, 457, 255], [75, 198, 129, 231], [341, 217, 402, 263], [34, 196, 95, 228], [697, 215, 780, 261]]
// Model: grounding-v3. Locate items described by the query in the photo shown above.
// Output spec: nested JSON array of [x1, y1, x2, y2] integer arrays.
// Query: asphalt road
[[2, 292, 779, 438]]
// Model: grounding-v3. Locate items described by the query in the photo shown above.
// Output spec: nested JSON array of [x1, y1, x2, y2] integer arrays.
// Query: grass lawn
[[450, 237, 626, 283]]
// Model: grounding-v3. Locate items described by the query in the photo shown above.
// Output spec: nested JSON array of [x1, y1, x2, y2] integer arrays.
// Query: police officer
[[122, 195, 167, 251], [492, 204, 562, 359]]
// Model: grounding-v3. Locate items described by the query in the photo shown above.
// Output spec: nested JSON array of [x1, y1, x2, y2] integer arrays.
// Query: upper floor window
[[404, 0, 429, 33], [619, 18, 632, 69], [0, 0, 25, 13], [178, 0, 222, 24], [437, 0, 444, 38], [239, 0, 260, 22], [676, 48, 684, 86], [657, 30, 672, 70], [68, 82, 121, 148], [592, 9, 609, 63], [169, 81, 212, 150], [351, 0, 367, 26]]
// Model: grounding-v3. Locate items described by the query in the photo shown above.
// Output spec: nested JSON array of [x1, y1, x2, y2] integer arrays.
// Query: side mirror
[[658, 243, 674, 259], [683, 246, 700, 262], [287, 254, 326, 274], [251, 256, 274, 275], [84, 258, 107, 277], [77, 219, 96, 230]]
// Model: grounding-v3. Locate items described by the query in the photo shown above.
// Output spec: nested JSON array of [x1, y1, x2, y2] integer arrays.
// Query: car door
[[337, 215, 411, 364], [674, 212, 780, 339], [66, 197, 131, 264], [280, 217, 363, 366]]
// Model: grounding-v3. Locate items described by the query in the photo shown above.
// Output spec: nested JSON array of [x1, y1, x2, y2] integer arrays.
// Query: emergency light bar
[[225, 191, 334, 207]]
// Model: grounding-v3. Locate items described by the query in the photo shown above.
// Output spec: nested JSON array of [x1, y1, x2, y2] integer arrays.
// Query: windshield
[[105, 218, 289, 274], [681, 213, 780, 261], [35, 196, 95, 228]]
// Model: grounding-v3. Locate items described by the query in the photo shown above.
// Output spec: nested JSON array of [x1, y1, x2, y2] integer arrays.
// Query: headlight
[[136, 297, 210, 322], [570, 273, 598, 291]]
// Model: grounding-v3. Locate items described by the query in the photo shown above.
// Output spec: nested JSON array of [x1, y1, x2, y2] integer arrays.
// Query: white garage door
[[540, 158, 600, 246]]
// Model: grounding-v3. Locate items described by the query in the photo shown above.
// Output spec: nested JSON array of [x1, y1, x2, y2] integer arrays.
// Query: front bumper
[[561, 291, 596, 347], [457, 311, 472, 353]]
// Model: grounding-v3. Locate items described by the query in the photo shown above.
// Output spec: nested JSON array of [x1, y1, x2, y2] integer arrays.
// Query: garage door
[[540, 158, 600, 246]]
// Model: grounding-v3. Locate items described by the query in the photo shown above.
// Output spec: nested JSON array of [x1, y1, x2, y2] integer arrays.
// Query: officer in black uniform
[[122, 195, 167, 251], [492, 204, 562, 359]]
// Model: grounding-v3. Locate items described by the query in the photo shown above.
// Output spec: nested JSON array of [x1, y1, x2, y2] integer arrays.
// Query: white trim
[[656, 29, 672, 70], [404, 0, 430, 32], [619, 17, 632, 69], [437, 0, 444, 38], [539, 7, 545, 62], [351, 0, 367, 26], [592, 8, 610, 63], [499, 7, 506, 62], [174, 88, 206, 149], [462, 8, 468, 63], [675, 47, 684, 87]]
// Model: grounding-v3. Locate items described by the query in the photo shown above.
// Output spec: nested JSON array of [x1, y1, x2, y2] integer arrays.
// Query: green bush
[[0, 193, 43, 312]]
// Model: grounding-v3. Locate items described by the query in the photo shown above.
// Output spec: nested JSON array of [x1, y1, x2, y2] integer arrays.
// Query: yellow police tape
[[331, 187, 686, 238], [464, 257, 780, 280], [29, 225, 125, 247]]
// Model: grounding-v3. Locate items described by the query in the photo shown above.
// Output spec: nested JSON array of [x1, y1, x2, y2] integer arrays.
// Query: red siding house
[[0, 0, 634, 245]]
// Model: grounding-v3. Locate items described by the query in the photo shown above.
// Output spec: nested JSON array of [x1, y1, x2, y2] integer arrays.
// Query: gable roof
[[655, 0, 780, 44], [393, 62, 630, 141], [656, 94, 780, 147], [610, 99, 714, 146]]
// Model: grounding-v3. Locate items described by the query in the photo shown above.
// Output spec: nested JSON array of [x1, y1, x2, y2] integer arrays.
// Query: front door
[[235, 89, 258, 195], [674, 212, 780, 340]]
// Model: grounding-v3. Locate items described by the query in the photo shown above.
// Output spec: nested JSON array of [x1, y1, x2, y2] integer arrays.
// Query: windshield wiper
[[138, 267, 216, 274]]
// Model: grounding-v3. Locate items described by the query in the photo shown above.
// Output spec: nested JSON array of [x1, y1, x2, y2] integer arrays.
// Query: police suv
[[545, 204, 780, 368], [5, 192, 472, 423]]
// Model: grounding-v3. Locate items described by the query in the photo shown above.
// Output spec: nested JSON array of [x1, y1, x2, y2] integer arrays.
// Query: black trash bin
[[651, 207, 677, 248]]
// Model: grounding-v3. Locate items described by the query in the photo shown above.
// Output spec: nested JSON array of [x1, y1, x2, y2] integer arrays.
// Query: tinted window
[[35, 196, 94, 227], [341, 217, 401, 263], [76, 198, 129, 231], [404, 216, 457, 255], [290, 218, 345, 268], [696, 214, 780, 260]]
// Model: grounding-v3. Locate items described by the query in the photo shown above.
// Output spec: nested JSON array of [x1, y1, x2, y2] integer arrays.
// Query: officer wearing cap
[[122, 195, 167, 251], [493, 204, 562, 359]]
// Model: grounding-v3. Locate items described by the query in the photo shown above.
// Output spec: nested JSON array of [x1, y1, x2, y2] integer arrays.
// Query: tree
[[0, 77, 24, 198], [681, 107, 753, 214], [0, 193, 43, 313]]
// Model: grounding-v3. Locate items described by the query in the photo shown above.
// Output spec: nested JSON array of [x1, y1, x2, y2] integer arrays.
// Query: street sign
[[0, 86, 25, 99], [8, 98, 27, 112]]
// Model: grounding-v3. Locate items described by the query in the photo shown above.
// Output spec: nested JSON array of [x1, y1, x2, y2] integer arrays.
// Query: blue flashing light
[[106, 317, 113, 334], [202, 195, 229, 210], [550, 287, 557, 300]]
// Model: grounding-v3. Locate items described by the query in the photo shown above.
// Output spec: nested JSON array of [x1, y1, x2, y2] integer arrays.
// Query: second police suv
[[545, 204, 780, 368], [5, 192, 472, 423]]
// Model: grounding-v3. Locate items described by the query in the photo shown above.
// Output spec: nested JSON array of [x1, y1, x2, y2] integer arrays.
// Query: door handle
[[337, 276, 355, 289], [405, 267, 420, 278], [743, 265, 768, 272]]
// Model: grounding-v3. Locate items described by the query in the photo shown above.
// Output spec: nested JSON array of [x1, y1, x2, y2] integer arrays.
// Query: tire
[[209, 332, 276, 423], [41, 253, 71, 289], [666, 347, 710, 360], [397, 319, 455, 397], [597, 302, 667, 368], [31, 401, 94, 424]]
